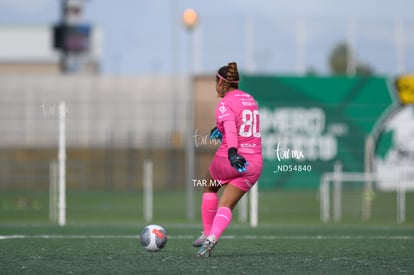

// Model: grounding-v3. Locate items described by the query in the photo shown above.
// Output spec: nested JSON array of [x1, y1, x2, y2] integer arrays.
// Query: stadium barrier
[[320, 164, 410, 223]]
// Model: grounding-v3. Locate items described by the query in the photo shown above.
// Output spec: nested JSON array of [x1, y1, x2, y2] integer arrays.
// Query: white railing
[[320, 163, 411, 223]]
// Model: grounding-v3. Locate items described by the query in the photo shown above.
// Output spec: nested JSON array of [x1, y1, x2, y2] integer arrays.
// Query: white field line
[[0, 235, 413, 240]]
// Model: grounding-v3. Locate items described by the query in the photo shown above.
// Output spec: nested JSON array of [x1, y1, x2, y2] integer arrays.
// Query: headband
[[216, 73, 239, 83]]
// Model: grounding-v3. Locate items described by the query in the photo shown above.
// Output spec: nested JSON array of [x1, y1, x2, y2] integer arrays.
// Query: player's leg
[[209, 184, 245, 239], [192, 170, 221, 247], [197, 184, 245, 257], [207, 158, 262, 243], [198, 156, 263, 256], [201, 171, 221, 236], [217, 183, 246, 210]]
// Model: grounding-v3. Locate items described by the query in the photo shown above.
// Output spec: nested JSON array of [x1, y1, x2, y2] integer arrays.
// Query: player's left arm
[[223, 117, 248, 173], [223, 119, 237, 149], [216, 100, 248, 172]]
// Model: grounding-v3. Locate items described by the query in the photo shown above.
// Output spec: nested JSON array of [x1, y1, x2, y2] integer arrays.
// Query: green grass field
[[1, 190, 413, 274]]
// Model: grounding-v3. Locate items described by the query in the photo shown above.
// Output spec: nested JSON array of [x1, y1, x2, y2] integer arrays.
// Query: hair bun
[[223, 62, 238, 91]]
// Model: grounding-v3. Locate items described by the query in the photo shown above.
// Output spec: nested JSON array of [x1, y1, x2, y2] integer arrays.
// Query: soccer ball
[[140, 224, 168, 252]]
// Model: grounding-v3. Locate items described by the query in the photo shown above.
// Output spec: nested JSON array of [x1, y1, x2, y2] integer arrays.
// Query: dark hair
[[216, 62, 239, 90]]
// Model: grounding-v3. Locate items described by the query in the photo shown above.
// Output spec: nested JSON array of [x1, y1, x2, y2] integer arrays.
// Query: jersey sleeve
[[215, 100, 234, 131], [216, 99, 238, 149], [223, 120, 238, 149]]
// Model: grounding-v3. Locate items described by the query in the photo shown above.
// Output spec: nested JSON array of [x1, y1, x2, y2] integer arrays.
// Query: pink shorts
[[208, 154, 263, 192]]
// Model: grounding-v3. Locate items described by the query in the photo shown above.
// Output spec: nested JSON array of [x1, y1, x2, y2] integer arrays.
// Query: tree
[[328, 42, 374, 76]]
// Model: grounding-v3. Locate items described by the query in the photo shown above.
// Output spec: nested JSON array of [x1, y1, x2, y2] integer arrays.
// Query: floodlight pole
[[244, 17, 256, 73], [295, 18, 306, 75], [346, 18, 357, 76], [183, 9, 198, 221], [394, 19, 405, 74]]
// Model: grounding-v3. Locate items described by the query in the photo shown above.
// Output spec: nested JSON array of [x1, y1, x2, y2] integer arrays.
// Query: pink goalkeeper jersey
[[215, 89, 262, 158]]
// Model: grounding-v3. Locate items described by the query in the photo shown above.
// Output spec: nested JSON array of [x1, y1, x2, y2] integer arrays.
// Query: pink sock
[[201, 192, 218, 235], [209, 207, 232, 241]]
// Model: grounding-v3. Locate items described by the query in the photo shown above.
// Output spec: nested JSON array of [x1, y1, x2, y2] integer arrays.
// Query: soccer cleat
[[192, 232, 207, 247], [197, 235, 216, 257]]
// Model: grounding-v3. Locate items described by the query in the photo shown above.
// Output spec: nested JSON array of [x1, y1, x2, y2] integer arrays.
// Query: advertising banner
[[240, 75, 393, 189]]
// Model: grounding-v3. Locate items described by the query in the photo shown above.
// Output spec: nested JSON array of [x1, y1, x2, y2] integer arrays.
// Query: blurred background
[[0, 0, 413, 225]]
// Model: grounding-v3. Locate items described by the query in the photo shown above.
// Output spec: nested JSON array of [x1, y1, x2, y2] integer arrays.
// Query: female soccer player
[[194, 62, 263, 257]]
